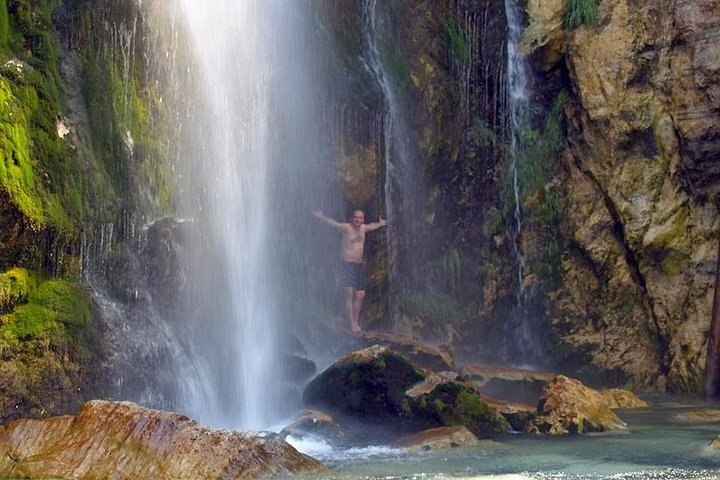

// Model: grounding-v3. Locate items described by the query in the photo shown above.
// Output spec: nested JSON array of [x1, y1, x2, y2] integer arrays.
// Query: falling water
[[362, 0, 424, 310], [504, 0, 539, 365], [161, 1, 332, 429]]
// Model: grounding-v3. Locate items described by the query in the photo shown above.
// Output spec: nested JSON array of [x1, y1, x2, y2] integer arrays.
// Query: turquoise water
[[285, 399, 720, 479]]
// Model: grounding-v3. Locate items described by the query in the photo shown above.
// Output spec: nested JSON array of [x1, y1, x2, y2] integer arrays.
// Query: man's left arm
[[365, 216, 387, 232]]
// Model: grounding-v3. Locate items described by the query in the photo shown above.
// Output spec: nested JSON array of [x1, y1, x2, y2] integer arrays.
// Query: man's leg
[[344, 287, 355, 331], [351, 289, 365, 332]]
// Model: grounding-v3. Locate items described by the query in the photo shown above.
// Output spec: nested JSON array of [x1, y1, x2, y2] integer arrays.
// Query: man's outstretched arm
[[313, 209, 345, 229], [365, 216, 388, 232]]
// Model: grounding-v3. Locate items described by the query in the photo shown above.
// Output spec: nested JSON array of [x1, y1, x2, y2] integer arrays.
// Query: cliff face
[[0, 0, 718, 425], [521, 0, 720, 390]]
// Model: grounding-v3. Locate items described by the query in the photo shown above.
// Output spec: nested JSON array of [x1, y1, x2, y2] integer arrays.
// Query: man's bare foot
[[351, 324, 362, 333]]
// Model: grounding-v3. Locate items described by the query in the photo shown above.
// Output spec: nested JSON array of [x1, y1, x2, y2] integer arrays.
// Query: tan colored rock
[[554, 0, 720, 392], [710, 435, 720, 450], [599, 388, 649, 409], [393, 425, 480, 452], [0, 400, 325, 480], [533, 376, 627, 435], [521, 0, 567, 69]]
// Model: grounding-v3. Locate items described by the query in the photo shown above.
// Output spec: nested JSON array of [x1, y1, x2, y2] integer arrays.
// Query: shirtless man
[[313, 209, 387, 333]]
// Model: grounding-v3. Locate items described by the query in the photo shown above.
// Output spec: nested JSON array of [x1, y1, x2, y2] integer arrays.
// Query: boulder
[[0, 400, 325, 479], [599, 388, 649, 409], [303, 346, 509, 439], [359, 331, 455, 371], [458, 364, 554, 405], [482, 397, 536, 433], [710, 435, 720, 450], [533, 375, 627, 434], [393, 425, 480, 452]]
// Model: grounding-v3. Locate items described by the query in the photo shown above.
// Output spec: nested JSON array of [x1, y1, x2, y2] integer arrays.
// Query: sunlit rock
[[521, 0, 566, 69], [393, 425, 480, 452], [533, 376, 627, 435], [0, 400, 325, 479]]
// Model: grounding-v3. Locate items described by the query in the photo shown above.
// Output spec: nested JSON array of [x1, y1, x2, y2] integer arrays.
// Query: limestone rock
[[0, 400, 325, 480], [359, 331, 454, 371], [710, 435, 720, 450], [393, 425, 480, 452], [553, 0, 720, 392], [522, 0, 567, 69], [533, 376, 627, 434]]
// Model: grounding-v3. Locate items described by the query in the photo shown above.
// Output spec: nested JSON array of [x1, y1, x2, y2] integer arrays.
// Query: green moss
[[0, 277, 91, 341], [443, 16, 468, 63], [0, 267, 34, 311]]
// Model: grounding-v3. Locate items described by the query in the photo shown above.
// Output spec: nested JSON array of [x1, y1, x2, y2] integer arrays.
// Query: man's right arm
[[313, 209, 344, 229]]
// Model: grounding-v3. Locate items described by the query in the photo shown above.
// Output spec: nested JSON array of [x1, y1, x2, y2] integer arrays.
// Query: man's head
[[351, 210, 365, 227]]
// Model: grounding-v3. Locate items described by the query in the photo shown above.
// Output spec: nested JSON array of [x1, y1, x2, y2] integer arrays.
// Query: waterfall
[[504, 0, 540, 365], [157, 0, 333, 429], [362, 0, 423, 312]]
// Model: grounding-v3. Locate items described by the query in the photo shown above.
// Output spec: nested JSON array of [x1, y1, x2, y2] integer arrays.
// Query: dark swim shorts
[[341, 261, 365, 290]]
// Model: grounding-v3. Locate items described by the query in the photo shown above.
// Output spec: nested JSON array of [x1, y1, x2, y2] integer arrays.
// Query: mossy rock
[[303, 346, 425, 419], [0, 267, 33, 312], [403, 381, 510, 437]]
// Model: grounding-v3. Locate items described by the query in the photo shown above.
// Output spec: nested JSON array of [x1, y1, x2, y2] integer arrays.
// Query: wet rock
[[281, 353, 317, 383], [533, 376, 627, 435], [359, 331, 454, 371], [303, 346, 509, 439], [0, 400, 325, 479], [393, 425, 479, 452], [710, 435, 720, 450], [482, 397, 536, 433], [458, 364, 554, 405], [280, 409, 347, 446]]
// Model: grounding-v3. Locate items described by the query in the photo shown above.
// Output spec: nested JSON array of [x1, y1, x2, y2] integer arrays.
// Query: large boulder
[[303, 346, 509, 439], [532, 376, 627, 434], [0, 400, 325, 479]]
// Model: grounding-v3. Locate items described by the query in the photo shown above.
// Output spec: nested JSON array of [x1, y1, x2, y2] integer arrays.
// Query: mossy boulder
[[303, 346, 509, 439]]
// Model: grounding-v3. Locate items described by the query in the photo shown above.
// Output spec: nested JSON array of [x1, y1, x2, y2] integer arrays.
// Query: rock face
[[0, 400, 325, 480], [533, 376, 627, 434], [459, 364, 554, 405], [303, 346, 509, 439], [522, 0, 720, 392]]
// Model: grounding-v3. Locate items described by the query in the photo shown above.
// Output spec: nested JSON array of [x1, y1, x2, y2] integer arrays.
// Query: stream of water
[[285, 399, 720, 479]]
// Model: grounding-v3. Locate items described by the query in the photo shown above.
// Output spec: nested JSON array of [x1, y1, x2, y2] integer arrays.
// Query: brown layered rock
[[521, 0, 720, 392], [0, 400, 325, 480], [393, 425, 480, 452], [673, 409, 720, 423], [533, 375, 627, 434], [359, 331, 454, 371]]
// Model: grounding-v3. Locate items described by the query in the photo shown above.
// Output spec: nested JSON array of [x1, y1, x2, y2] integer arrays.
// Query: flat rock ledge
[[0, 400, 326, 480]]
